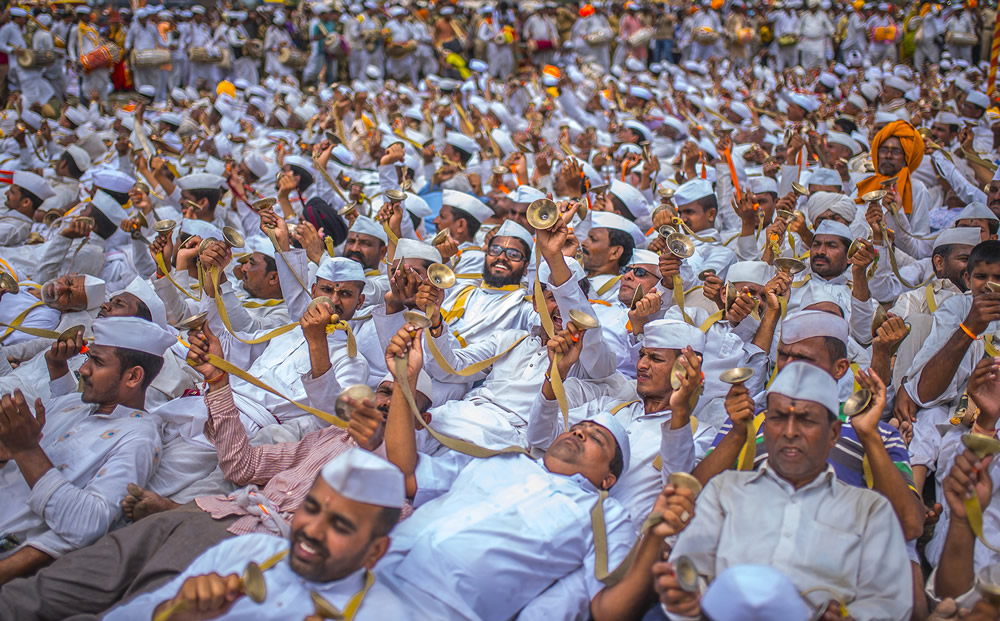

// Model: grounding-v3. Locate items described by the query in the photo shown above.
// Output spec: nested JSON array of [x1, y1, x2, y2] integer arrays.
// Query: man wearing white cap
[[177, 173, 229, 231], [944, 4, 976, 63], [570, 5, 613, 70], [377, 324, 636, 618], [186, 6, 220, 88], [667, 178, 737, 291], [0, 316, 173, 584], [771, 2, 801, 71], [528, 318, 713, 530], [663, 361, 912, 620], [125, 8, 167, 104], [582, 211, 644, 303], [66, 6, 111, 102], [0, 172, 55, 247], [39, 146, 91, 217], [415, 219, 536, 347], [865, 3, 898, 65], [104, 448, 408, 619], [0, 373, 422, 619], [432, 190, 493, 280]]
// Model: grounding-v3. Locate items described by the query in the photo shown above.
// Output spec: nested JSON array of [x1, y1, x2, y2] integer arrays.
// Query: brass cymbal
[[251, 197, 277, 213], [871, 305, 888, 338], [134, 211, 150, 229], [962, 432, 1000, 458], [630, 283, 645, 309], [56, 324, 86, 342], [334, 384, 376, 422], [526, 198, 559, 230], [668, 471, 703, 497], [657, 224, 677, 238], [153, 219, 177, 234], [134, 182, 151, 195], [311, 591, 341, 619], [568, 308, 599, 330], [719, 367, 754, 384], [775, 209, 795, 222], [431, 229, 450, 246], [177, 312, 209, 331], [25, 232, 44, 245], [879, 176, 899, 188], [575, 200, 588, 220], [74, 216, 95, 226], [242, 562, 267, 603], [491, 165, 508, 176], [666, 232, 695, 259], [198, 237, 219, 254], [427, 263, 456, 289], [338, 202, 358, 217], [987, 282, 1000, 293], [697, 269, 715, 281], [0, 272, 18, 294], [861, 189, 887, 203], [670, 356, 687, 390], [847, 238, 866, 259], [42, 211, 60, 226], [791, 182, 810, 197], [724, 282, 737, 314], [773, 257, 806, 274], [842, 389, 872, 418], [674, 555, 699, 593], [222, 226, 245, 249], [657, 187, 675, 200], [307, 296, 340, 323], [402, 310, 433, 329], [384, 189, 407, 204]]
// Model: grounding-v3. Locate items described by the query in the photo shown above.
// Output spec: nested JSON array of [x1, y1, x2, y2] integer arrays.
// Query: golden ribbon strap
[[595, 274, 622, 297], [423, 331, 528, 377], [985, 334, 1000, 358], [265, 228, 311, 294], [698, 309, 724, 333], [210, 268, 300, 345], [790, 274, 811, 288], [202, 353, 349, 428], [534, 252, 555, 339], [392, 356, 528, 458], [549, 352, 570, 430], [591, 491, 666, 586], [672, 275, 695, 325], [737, 419, 757, 471], [381, 220, 400, 245], [243, 299, 283, 308], [439, 284, 477, 324], [0, 301, 44, 344], [924, 283, 938, 314], [155, 252, 200, 301], [884, 240, 933, 290], [311, 156, 349, 204], [311, 570, 376, 621]]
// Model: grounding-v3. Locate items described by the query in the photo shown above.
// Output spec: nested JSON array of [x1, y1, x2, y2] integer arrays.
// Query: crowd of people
[[0, 0, 998, 619]]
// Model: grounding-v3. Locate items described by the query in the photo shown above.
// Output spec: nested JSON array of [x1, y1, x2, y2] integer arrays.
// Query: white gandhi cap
[[394, 238, 442, 264], [493, 220, 534, 254], [83, 275, 106, 310], [700, 564, 812, 621], [315, 257, 367, 284], [780, 309, 848, 347], [585, 411, 630, 475], [92, 316, 176, 357], [350, 217, 389, 245], [933, 226, 982, 251], [642, 318, 706, 353], [320, 447, 405, 509], [442, 190, 494, 223], [768, 360, 840, 418]]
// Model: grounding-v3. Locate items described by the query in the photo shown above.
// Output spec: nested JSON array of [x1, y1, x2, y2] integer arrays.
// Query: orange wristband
[[960, 322, 981, 340]]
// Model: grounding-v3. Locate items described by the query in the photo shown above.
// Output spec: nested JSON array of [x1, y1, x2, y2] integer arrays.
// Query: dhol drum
[[277, 46, 308, 68], [386, 40, 417, 59], [243, 39, 264, 59], [694, 27, 719, 45], [17, 49, 58, 68], [777, 34, 799, 47], [80, 42, 121, 73], [735, 27, 754, 45], [130, 48, 171, 68], [189, 46, 222, 64], [946, 31, 977, 47], [627, 27, 654, 47]]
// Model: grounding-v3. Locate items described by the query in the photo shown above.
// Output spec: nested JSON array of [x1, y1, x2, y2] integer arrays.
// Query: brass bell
[[334, 384, 376, 422], [719, 367, 754, 385], [668, 471, 703, 497], [568, 309, 600, 331], [57, 324, 86, 342], [251, 198, 277, 213], [673, 555, 699, 593], [384, 189, 407, 205], [665, 232, 695, 259], [861, 189, 887, 203], [526, 198, 559, 230], [842, 389, 872, 418], [222, 226, 245, 249], [0, 272, 18, 294], [153, 219, 177, 234], [430, 229, 450, 246], [962, 432, 1000, 458], [402, 309, 433, 329], [177, 312, 209, 331], [790, 182, 810, 197], [773, 257, 806, 274], [427, 263, 457, 289]]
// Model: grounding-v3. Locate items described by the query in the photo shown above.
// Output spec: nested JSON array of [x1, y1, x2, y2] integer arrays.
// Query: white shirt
[[438, 282, 537, 345], [105, 533, 407, 620], [0, 373, 160, 559], [0, 208, 34, 247], [666, 463, 912, 620], [377, 452, 633, 620]]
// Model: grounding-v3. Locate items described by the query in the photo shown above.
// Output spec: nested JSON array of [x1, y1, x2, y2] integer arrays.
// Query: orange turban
[[580, 4, 595, 17], [855, 120, 925, 214]]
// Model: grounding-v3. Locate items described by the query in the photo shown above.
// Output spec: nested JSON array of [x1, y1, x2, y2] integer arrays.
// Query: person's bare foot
[[121, 483, 179, 521]]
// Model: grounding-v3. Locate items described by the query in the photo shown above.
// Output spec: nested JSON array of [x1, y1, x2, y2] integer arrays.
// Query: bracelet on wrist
[[960, 322, 981, 341], [205, 370, 228, 385], [973, 421, 998, 437]]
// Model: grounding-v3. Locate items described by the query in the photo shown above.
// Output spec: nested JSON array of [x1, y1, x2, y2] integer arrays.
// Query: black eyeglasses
[[622, 265, 654, 278], [487, 244, 526, 262]]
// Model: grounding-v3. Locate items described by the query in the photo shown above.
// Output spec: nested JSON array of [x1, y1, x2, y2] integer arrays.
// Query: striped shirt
[[194, 384, 366, 536], [708, 404, 917, 493]]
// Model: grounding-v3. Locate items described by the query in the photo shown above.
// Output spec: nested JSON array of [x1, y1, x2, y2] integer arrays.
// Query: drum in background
[[80, 42, 121, 73], [17, 49, 58, 68], [131, 48, 171, 68]]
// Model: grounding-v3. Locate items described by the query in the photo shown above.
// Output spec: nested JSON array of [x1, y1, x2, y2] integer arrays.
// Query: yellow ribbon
[[595, 274, 622, 297], [0, 301, 44, 344], [155, 252, 200, 301], [423, 331, 528, 377], [924, 282, 938, 314]]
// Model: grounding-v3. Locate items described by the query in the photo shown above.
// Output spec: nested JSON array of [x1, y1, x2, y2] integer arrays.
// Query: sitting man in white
[[104, 448, 408, 620], [0, 316, 175, 585], [655, 362, 912, 620]]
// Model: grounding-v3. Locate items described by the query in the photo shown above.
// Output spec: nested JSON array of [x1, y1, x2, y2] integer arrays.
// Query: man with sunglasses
[[581, 211, 644, 303]]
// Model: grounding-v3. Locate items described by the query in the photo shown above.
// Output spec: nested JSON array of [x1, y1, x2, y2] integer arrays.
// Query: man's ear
[[124, 365, 145, 390]]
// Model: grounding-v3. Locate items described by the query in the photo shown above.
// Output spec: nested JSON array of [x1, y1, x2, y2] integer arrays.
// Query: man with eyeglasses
[[580, 211, 645, 303], [413, 220, 537, 348]]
